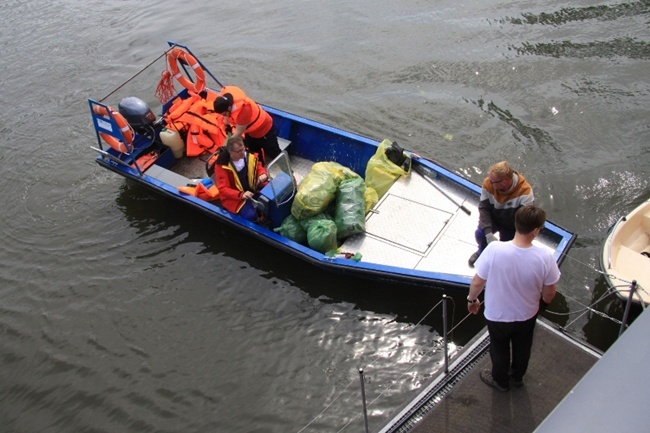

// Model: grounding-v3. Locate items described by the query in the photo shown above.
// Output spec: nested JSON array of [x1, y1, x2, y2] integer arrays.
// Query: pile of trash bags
[[274, 139, 410, 254]]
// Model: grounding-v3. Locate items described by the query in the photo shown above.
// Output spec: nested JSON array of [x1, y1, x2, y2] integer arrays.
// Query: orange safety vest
[[178, 181, 220, 201], [220, 85, 273, 138], [163, 90, 226, 156]]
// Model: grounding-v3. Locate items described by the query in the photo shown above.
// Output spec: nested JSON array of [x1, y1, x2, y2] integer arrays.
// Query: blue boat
[[88, 41, 576, 292]]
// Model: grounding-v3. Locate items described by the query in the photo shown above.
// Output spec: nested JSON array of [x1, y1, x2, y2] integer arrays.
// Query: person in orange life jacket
[[213, 136, 269, 222], [213, 86, 282, 166], [468, 161, 534, 268]]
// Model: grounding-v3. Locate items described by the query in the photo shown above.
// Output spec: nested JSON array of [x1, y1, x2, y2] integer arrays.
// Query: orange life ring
[[92, 105, 134, 153], [167, 47, 206, 93]]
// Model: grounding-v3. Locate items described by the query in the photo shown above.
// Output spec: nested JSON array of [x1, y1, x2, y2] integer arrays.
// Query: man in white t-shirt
[[467, 205, 560, 391]]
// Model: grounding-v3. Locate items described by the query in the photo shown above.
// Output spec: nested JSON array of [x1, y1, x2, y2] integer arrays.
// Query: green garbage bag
[[299, 213, 333, 231], [335, 177, 366, 239], [273, 214, 307, 243], [307, 219, 338, 253]]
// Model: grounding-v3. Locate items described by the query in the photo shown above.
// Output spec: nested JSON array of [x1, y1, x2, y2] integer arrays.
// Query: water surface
[[1, 0, 648, 431]]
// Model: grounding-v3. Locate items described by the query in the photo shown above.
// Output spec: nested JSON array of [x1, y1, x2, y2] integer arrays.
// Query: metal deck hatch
[[365, 194, 453, 254]]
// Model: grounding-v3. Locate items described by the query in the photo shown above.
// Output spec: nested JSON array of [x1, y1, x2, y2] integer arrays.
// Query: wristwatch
[[467, 296, 478, 304]]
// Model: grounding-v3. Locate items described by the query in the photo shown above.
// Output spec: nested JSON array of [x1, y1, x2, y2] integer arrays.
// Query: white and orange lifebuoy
[[167, 47, 206, 93], [92, 105, 134, 153]]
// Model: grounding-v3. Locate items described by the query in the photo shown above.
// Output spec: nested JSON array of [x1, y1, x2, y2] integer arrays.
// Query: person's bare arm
[[542, 283, 557, 304], [467, 274, 486, 315], [232, 124, 247, 139]]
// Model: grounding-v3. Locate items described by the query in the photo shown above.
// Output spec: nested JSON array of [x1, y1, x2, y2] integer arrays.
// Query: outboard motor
[[118, 97, 156, 132]]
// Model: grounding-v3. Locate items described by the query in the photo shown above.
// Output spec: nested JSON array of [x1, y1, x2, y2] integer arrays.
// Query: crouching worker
[[213, 86, 282, 166], [214, 136, 269, 222]]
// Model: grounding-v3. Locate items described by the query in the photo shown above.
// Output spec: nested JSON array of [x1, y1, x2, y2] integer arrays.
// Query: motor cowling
[[118, 97, 156, 129]]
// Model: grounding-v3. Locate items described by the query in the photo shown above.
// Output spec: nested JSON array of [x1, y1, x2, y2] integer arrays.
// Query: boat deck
[[379, 319, 600, 433], [342, 164, 480, 278], [292, 154, 479, 277]]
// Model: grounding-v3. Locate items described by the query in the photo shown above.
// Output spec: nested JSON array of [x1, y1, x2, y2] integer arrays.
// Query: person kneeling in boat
[[213, 85, 282, 166], [468, 161, 534, 268], [214, 136, 269, 222]]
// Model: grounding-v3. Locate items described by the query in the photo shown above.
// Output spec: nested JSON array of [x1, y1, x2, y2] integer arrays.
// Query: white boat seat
[[145, 164, 191, 188]]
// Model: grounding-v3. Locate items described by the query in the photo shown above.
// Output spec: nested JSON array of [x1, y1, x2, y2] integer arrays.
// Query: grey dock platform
[[380, 319, 600, 433]]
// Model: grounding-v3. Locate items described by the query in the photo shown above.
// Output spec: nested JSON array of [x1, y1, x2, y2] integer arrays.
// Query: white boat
[[600, 198, 650, 304]]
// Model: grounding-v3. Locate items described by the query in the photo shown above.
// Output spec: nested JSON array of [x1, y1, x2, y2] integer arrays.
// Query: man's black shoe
[[480, 369, 509, 392], [508, 367, 524, 387]]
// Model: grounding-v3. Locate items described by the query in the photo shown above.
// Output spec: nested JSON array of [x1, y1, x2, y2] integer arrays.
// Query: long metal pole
[[442, 295, 449, 374], [414, 164, 471, 215], [619, 280, 637, 337], [359, 369, 369, 433]]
